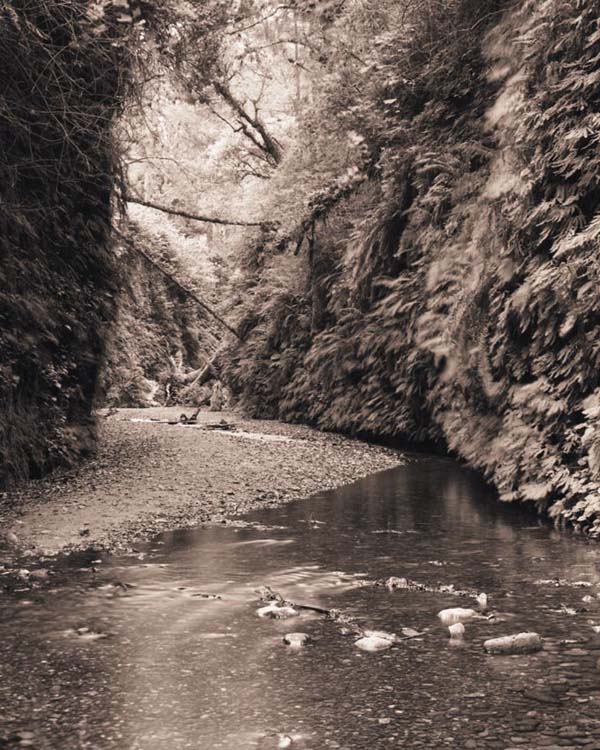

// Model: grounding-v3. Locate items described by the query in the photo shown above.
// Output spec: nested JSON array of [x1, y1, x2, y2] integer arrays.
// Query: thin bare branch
[[124, 193, 268, 227], [226, 5, 293, 36], [114, 227, 242, 340]]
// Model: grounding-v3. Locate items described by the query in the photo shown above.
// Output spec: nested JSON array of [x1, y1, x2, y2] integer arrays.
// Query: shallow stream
[[2, 456, 600, 749]]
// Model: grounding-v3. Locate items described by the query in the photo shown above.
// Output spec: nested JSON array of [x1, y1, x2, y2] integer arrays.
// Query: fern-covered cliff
[[0, 2, 132, 485], [226, 0, 600, 535], [99, 223, 221, 407]]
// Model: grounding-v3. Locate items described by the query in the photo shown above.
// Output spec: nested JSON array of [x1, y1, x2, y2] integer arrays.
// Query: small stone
[[283, 632, 311, 647], [15, 732, 34, 741], [558, 726, 585, 739], [522, 689, 561, 705], [257, 604, 298, 619], [29, 569, 49, 580], [355, 635, 394, 652], [438, 607, 478, 626], [484, 632, 542, 655], [401, 627, 421, 638]]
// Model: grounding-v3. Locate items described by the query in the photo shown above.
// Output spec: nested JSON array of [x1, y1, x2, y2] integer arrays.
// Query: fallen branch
[[256, 586, 428, 643], [186, 358, 218, 387], [114, 227, 242, 340], [373, 575, 480, 599], [125, 194, 269, 227], [203, 421, 236, 431], [256, 585, 330, 615]]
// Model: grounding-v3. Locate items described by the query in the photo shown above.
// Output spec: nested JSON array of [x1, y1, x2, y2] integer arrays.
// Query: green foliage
[[228, 0, 600, 535]]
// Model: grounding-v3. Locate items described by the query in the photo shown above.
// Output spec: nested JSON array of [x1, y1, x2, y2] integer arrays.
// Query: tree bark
[[125, 194, 267, 227], [213, 81, 283, 166]]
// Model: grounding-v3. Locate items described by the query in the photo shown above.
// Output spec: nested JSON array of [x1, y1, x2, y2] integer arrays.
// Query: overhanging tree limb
[[124, 194, 269, 227], [113, 226, 243, 340]]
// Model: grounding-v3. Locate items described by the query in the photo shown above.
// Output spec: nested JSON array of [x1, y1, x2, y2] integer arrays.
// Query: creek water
[[2, 456, 600, 750]]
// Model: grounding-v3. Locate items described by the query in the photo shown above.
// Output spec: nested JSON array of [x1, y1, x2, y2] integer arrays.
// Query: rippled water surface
[[2, 456, 600, 749]]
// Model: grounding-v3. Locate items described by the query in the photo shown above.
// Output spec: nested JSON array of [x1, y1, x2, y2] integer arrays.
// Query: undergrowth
[[99, 221, 221, 407], [226, 0, 600, 535]]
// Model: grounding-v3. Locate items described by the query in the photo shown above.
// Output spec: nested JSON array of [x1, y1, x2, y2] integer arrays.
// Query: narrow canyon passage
[[3, 2, 600, 749]]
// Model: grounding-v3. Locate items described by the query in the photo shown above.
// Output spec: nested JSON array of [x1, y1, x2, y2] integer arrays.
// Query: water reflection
[[1, 456, 600, 749]]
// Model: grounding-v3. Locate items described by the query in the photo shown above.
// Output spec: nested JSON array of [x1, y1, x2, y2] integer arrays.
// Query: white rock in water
[[364, 629, 396, 641], [477, 593, 488, 610], [283, 632, 311, 647], [401, 627, 422, 638], [448, 623, 465, 640], [483, 632, 542, 655], [257, 604, 277, 618], [63, 628, 108, 642], [272, 606, 299, 620], [438, 607, 478, 626], [30, 569, 49, 580], [355, 635, 394, 652], [257, 604, 298, 619], [386, 576, 409, 590]]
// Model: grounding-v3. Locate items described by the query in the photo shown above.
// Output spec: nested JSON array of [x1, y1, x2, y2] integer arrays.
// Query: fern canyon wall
[[98, 223, 221, 409], [0, 2, 132, 485], [226, 0, 600, 536]]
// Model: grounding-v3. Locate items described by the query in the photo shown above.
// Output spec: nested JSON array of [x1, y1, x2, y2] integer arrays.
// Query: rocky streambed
[[0, 407, 401, 558], [1, 452, 600, 749]]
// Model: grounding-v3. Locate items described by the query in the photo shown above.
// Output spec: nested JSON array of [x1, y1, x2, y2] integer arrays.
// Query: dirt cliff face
[[0, 2, 131, 485], [227, 0, 600, 535]]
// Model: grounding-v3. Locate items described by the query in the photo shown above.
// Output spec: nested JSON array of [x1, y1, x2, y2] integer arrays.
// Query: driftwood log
[[256, 585, 428, 642]]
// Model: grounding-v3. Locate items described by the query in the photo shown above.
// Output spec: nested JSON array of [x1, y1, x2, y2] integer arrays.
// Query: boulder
[[483, 632, 542, 655], [209, 381, 224, 411]]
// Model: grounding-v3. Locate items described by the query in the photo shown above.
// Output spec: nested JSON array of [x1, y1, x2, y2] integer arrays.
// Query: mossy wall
[[226, 0, 600, 536], [0, 2, 131, 484], [98, 223, 220, 407]]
